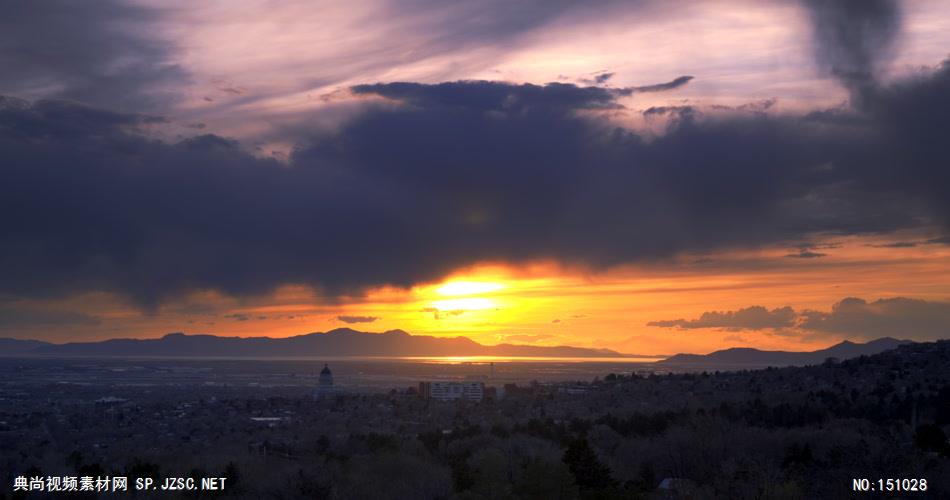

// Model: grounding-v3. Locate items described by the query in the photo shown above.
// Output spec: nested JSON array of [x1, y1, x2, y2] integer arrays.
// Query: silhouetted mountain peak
[[0, 338, 52, 355], [661, 337, 914, 367], [17, 328, 625, 358], [325, 328, 361, 336], [868, 337, 902, 345], [720, 347, 759, 354]]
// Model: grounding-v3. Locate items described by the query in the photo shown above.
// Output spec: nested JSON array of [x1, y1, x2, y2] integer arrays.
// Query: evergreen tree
[[562, 437, 617, 494]]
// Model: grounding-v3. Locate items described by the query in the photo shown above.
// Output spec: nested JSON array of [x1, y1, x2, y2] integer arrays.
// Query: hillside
[[659, 337, 912, 367]]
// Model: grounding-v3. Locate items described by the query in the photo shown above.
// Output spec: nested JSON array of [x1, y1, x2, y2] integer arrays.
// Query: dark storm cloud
[[868, 241, 918, 248], [642, 105, 695, 118], [647, 306, 797, 331], [353, 80, 625, 111], [801, 297, 950, 340], [801, 0, 900, 101], [337, 315, 381, 324], [861, 60, 950, 227], [2, 51, 950, 307], [626, 75, 694, 93], [0, 307, 101, 329], [353, 76, 692, 112], [649, 297, 950, 341], [577, 72, 615, 86], [785, 249, 827, 259], [864, 237, 948, 248], [0, 0, 186, 112]]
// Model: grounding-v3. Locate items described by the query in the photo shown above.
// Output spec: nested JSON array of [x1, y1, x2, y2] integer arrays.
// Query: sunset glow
[[436, 281, 505, 296], [2, 0, 950, 358], [17, 233, 942, 356], [7, 3, 950, 495]]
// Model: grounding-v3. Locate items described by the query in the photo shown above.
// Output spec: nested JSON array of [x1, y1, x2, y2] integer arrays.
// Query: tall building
[[315, 363, 336, 399], [418, 381, 484, 401]]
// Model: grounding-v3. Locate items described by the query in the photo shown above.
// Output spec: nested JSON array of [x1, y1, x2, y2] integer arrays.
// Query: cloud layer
[[1, 0, 949, 322], [649, 297, 950, 340], [647, 306, 797, 331], [337, 315, 381, 324], [802, 0, 900, 101], [0, 306, 101, 329], [1, 54, 949, 307], [801, 297, 950, 340], [0, 0, 185, 111]]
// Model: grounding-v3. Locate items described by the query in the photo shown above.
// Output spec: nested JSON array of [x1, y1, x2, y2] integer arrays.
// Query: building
[[315, 363, 337, 399], [418, 381, 484, 401]]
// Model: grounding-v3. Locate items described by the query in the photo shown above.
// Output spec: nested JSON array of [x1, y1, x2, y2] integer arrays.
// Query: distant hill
[[0, 338, 51, 355], [10, 328, 626, 358], [659, 337, 912, 368]]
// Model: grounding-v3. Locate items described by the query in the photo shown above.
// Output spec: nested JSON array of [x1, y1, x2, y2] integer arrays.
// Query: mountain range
[[0, 328, 625, 358], [0, 330, 911, 365], [658, 337, 913, 367]]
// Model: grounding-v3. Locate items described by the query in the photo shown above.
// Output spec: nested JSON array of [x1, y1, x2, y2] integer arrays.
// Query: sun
[[436, 281, 505, 296], [424, 280, 506, 316]]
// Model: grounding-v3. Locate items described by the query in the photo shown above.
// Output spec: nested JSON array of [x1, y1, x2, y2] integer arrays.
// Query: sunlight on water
[[393, 355, 663, 364]]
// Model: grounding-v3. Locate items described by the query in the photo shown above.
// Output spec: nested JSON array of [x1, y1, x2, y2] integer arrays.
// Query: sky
[[1, 0, 950, 355]]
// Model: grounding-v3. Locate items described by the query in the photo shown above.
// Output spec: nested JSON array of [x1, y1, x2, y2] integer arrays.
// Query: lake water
[[1, 356, 663, 393]]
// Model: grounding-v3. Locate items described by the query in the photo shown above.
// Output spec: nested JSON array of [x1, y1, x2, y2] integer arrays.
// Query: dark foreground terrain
[[2, 342, 949, 499]]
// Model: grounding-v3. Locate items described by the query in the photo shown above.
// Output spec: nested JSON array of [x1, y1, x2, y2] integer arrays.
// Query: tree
[[562, 438, 617, 495], [914, 425, 950, 456], [515, 458, 579, 500]]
